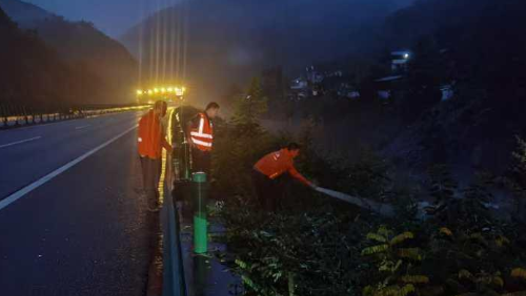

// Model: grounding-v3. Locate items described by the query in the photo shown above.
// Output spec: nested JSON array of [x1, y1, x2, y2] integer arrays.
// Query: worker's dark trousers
[[192, 149, 211, 176], [251, 169, 280, 211], [140, 156, 162, 209]]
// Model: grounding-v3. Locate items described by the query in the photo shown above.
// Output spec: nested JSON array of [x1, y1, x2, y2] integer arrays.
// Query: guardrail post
[[192, 172, 208, 254]]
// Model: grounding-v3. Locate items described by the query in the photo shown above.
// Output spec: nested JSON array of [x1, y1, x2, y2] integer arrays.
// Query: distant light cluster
[[136, 86, 186, 97]]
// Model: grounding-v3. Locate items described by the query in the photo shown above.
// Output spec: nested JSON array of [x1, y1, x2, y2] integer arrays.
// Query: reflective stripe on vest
[[191, 113, 213, 151], [192, 138, 212, 147]]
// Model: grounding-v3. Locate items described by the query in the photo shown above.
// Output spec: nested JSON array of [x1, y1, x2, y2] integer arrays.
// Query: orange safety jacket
[[137, 110, 171, 159], [254, 149, 311, 187], [190, 112, 214, 152]]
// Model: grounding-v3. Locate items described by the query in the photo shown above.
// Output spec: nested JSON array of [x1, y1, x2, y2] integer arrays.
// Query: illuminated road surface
[[0, 112, 154, 296]]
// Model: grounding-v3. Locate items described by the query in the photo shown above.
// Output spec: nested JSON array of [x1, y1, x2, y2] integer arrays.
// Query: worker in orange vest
[[137, 100, 173, 211], [186, 102, 220, 176], [253, 143, 317, 211]]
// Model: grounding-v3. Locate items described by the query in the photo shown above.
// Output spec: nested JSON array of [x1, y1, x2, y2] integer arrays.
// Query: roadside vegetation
[[210, 78, 526, 296]]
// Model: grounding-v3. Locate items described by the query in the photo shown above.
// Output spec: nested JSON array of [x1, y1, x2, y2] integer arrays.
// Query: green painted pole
[[192, 172, 208, 254]]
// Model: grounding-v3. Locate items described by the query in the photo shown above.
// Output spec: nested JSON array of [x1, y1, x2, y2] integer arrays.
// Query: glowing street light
[[175, 87, 184, 96], [136, 86, 187, 99]]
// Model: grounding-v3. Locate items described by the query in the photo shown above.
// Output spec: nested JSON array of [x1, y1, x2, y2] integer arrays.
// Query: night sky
[[21, 0, 415, 38], [23, 0, 179, 37]]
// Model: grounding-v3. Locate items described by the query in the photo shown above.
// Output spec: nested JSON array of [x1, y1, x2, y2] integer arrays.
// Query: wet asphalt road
[[0, 112, 154, 296]]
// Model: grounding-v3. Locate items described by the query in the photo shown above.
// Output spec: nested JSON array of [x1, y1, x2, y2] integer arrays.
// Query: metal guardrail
[[161, 106, 243, 296], [162, 190, 188, 296], [0, 105, 149, 129], [162, 107, 188, 296]]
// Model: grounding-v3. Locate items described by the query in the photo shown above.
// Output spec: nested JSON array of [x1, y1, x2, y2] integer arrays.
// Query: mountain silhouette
[[120, 0, 414, 101], [0, 0, 138, 104]]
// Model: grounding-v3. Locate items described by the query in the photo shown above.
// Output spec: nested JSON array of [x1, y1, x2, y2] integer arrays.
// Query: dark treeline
[[0, 1, 138, 115], [0, 7, 85, 112]]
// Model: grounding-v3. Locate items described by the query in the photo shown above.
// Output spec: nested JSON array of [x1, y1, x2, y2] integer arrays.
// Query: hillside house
[[291, 78, 308, 90], [391, 50, 411, 73], [375, 75, 403, 100], [306, 66, 324, 84]]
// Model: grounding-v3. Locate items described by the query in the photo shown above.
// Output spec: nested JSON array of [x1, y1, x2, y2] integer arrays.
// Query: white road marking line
[[0, 125, 138, 211], [0, 136, 42, 149], [75, 125, 91, 130]]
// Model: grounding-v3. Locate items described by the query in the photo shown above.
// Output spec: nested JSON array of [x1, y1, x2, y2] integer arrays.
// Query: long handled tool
[[315, 187, 395, 217]]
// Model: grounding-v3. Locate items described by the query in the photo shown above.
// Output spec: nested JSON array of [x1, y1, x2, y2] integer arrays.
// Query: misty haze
[[1, 0, 526, 296]]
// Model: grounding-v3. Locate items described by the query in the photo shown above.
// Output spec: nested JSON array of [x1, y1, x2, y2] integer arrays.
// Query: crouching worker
[[138, 101, 173, 212], [252, 143, 317, 211]]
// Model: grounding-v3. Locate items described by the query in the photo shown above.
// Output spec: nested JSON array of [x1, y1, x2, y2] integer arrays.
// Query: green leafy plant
[[210, 78, 526, 296], [361, 226, 428, 296], [212, 77, 276, 199]]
